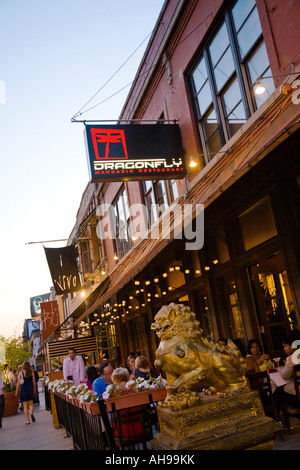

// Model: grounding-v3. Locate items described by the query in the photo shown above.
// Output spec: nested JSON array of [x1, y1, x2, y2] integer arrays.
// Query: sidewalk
[[1, 383, 300, 450], [0, 384, 73, 450]]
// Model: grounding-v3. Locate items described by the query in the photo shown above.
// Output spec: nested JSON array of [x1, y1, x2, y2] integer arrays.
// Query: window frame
[[141, 179, 178, 228], [112, 186, 132, 260], [188, 0, 273, 164]]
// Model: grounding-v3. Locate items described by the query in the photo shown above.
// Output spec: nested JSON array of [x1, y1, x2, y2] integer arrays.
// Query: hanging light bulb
[[254, 79, 266, 95], [189, 155, 197, 168]]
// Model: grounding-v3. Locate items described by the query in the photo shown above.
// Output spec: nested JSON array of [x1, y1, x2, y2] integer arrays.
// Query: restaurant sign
[[84, 124, 186, 182]]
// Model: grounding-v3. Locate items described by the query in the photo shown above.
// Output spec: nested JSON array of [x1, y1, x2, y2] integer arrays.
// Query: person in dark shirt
[[134, 355, 156, 381]]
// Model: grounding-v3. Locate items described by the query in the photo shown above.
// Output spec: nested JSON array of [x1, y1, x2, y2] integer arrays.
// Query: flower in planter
[[102, 375, 167, 399], [78, 389, 98, 403]]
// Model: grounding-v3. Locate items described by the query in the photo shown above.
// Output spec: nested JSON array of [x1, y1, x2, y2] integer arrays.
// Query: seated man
[[93, 362, 114, 398]]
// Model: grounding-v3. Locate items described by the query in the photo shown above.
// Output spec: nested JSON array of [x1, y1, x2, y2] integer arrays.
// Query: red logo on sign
[[91, 128, 128, 160]]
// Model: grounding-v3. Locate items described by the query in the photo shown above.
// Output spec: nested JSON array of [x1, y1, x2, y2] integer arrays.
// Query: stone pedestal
[[151, 391, 281, 450]]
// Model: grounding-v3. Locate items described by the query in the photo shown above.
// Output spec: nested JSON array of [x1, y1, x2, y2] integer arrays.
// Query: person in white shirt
[[273, 333, 300, 425], [0, 372, 5, 428], [63, 348, 85, 385]]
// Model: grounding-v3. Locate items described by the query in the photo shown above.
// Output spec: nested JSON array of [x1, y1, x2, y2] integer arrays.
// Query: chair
[[293, 364, 300, 406], [246, 370, 284, 440], [111, 403, 153, 450]]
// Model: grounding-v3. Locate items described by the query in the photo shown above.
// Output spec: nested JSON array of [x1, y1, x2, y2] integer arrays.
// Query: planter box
[[105, 387, 167, 412], [3, 391, 19, 417], [82, 401, 101, 416], [70, 397, 80, 407]]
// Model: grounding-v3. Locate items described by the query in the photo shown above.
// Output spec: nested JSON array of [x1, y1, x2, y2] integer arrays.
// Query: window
[[62, 295, 70, 320], [80, 239, 92, 276], [239, 196, 277, 251], [190, 0, 274, 162], [142, 179, 178, 227], [113, 187, 132, 260]]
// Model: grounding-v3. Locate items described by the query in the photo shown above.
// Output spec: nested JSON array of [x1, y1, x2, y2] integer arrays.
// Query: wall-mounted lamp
[[253, 80, 267, 95], [254, 63, 299, 96], [114, 253, 119, 261], [189, 155, 198, 168]]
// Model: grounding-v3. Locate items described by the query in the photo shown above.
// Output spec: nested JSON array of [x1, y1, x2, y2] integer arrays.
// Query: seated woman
[[247, 339, 270, 370], [111, 368, 144, 439], [231, 338, 260, 375], [124, 355, 136, 380], [134, 356, 156, 381], [82, 365, 98, 390]]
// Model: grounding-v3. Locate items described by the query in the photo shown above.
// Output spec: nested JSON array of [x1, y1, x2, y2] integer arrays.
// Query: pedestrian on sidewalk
[[31, 365, 40, 405], [0, 371, 5, 428], [15, 362, 37, 425]]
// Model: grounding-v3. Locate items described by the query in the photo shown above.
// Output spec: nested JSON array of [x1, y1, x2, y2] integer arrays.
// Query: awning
[[72, 201, 188, 325], [47, 336, 97, 358]]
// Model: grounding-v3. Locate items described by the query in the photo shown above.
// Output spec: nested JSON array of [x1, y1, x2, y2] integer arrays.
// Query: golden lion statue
[[151, 303, 249, 410]]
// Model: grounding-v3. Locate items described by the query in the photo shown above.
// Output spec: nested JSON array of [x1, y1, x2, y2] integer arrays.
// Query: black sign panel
[[84, 124, 186, 182], [44, 246, 81, 295]]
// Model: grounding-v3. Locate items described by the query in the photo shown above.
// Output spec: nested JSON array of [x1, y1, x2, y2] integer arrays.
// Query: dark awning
[[47, 336, 97, 358]]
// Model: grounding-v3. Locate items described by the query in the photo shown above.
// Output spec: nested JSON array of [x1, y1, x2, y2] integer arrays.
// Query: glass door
[[225, 281, 246, 340], [250, 264, 297, 354], [216, 275, 246, 341]]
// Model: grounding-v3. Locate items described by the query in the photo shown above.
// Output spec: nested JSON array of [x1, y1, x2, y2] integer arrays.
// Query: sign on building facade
[[84, 124, 186, 182]]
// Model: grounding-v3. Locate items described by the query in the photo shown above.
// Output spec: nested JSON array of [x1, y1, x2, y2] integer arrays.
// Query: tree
[[0, 335, 32, 373]]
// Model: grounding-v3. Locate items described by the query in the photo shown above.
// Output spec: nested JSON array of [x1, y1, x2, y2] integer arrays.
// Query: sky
[[0, 0, 165, 338]]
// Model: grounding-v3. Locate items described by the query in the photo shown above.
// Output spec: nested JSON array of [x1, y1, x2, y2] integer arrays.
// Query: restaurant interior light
[[114, 253, 119, 261]]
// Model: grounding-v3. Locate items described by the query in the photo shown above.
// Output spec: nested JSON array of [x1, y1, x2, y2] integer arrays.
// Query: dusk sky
[[0, 0, 165, 337]]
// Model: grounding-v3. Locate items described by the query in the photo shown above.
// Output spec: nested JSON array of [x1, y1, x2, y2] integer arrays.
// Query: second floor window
[[190, 0, 275, 163], [113, 187, 132, 260], [142, 179, 179, 227]]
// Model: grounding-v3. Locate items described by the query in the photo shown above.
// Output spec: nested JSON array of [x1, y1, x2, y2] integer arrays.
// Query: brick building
[[43, 0, 300, 369]]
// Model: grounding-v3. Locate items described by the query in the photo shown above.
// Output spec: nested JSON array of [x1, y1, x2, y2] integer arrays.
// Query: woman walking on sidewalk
[[15, 362, 37, 425]]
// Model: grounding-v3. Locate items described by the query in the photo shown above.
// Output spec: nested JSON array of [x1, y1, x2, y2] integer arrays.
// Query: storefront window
[[259, 271, 298, 332], [239, 197, 277, 251], [226, 282, 245, 339], [96, 323, 117, 361]]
